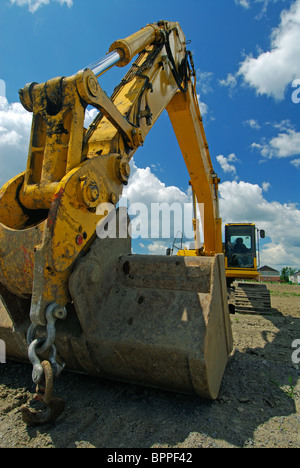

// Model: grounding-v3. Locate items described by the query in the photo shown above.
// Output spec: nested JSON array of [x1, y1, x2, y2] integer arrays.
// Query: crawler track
[[234, 282, 272, 314]]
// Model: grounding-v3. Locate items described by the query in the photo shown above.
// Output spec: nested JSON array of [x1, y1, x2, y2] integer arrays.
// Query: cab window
[[225, 225, 255, 268]]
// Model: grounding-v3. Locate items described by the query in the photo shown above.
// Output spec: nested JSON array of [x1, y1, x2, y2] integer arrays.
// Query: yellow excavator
[[175, 208, 271, 313], [0, 21, 233, 425], [224, 222, 271, 314]]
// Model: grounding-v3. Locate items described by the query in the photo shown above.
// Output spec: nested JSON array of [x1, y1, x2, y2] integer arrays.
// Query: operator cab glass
[[225, 224, 256, 268]]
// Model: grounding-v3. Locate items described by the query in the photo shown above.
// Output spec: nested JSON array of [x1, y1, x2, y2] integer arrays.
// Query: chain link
[[21, 303, 67, 426], [27, 303, 67, 384]]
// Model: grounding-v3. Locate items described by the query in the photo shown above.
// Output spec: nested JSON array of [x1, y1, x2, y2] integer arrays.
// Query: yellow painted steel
[[0, 22, 235, 416], [167, 85, 222, 256], [225, 268, 260, 280], [109, 23, 162, 66], [0, 20, 229, 346]]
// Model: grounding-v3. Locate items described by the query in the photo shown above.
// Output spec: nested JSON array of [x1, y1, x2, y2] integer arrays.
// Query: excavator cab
[[224, 223, 265, 282], [224, 223, 270, 314]]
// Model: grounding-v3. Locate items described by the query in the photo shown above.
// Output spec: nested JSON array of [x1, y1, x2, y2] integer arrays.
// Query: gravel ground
[[0, 283, 299, 448]]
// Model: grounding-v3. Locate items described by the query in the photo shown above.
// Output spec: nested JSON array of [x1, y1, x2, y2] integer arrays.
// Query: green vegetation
[[280, 267, 298, 283], [269, 290, 300, 297], [269, 375, 298, 400]]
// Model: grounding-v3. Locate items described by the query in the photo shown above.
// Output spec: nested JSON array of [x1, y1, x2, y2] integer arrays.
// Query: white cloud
[[0, 96, 32, 186], [123, 160, 189, 207], [147, 241, 169, 255], [235, 0, 250, 8], [219, 180, 300, 270], [260, 242, 300, 269], [267, 129, 300, 157], [251, 124, 300, 162], [197, 97, 208, 117], [291, 158, 300, 167], [219, 73, 237, 89], [84, 107, 99, 128], [235, 0, 284, 18], [195, 70, 214, 118], [196, 70, 214, 95], [122, 160, 194, 243], [262, 181, 271, 191], [196, 95, 214, 121], [244, 118, 261, 129], [122, 161, 300, 271], [238, 0, 300, 100], [273, 119, 294, 132], [10, 0, 73, 13], [216, 153, 238, 175]]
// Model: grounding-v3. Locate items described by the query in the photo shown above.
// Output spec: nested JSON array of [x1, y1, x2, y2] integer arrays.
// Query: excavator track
[[232, 282, 272, 314]]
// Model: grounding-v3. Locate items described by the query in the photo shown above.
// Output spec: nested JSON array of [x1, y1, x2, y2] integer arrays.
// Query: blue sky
[[0, 0, 299, 272]]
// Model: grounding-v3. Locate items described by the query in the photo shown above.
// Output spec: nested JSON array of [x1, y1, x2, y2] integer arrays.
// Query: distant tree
[[280, 267, 296, 283]]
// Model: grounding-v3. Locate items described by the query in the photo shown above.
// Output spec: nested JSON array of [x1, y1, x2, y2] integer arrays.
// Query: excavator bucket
[[69, 237, 233, 399], [0, 230, 232, 400]]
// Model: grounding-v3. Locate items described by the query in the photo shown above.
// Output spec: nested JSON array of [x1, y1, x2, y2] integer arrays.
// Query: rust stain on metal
[[47, 187, 64, 231]]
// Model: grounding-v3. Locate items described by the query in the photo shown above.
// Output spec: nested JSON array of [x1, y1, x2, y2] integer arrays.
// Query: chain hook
[[23, 302, 67, 426], [21, 361, 65, 427]]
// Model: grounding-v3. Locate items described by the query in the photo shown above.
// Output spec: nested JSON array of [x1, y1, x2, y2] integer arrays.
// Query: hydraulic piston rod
[[87, 51, 122, 77], [87, 23, 162, 76]]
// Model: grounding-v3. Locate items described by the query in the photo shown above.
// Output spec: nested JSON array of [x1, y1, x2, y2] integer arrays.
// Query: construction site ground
[[0, 282, 299, 449]]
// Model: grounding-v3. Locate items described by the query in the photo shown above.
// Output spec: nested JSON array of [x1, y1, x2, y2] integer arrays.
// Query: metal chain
[[21, 303, 67, 426], [27, 302, 67, 384]]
